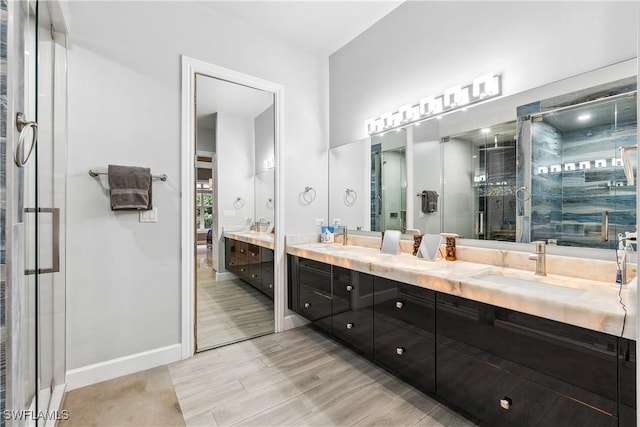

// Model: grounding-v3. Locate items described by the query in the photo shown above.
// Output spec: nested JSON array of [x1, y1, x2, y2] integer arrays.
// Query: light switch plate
[[139, 208, 158, 223]]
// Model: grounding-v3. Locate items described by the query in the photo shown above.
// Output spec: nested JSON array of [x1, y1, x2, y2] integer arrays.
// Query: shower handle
[[14, 112, 38, 167]]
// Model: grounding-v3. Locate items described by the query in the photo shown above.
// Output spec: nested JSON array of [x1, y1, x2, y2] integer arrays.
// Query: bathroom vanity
[[224, 232, 275, 299], [286, 242, 636, 426]]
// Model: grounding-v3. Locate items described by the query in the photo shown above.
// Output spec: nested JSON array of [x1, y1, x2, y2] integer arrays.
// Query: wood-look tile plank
[[211, 369, 325, 426], [231, 397, 313, 427]]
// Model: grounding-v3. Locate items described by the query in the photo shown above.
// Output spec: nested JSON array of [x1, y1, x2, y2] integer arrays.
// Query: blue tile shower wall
[[0, 0, 7, 417], [531, 119, 637, 249], [531, 122, 563, 243]]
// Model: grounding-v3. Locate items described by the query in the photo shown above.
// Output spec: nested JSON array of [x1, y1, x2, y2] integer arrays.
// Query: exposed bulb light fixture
[[577, 114, 592, 122]]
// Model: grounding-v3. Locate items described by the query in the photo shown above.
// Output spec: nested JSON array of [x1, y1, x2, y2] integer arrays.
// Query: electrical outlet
[[333, 218, 341, 225], [315, 218, 325, 226]]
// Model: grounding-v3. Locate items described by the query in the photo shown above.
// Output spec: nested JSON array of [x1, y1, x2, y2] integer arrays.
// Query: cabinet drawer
[[436, 293, 618, 408], [298, 284, 332, 322], [374, 318, 435, 393], [374, 277, 434, 333], [299, 259, 332, 295], [332, 310, 373, 357], [437, 344, 616, 427]]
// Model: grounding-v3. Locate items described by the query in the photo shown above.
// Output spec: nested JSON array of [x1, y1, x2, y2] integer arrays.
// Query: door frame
[[180, 56, 285, 359]]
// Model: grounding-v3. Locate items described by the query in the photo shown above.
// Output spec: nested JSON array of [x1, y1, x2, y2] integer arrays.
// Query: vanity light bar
[[365, 73, 502, 135]]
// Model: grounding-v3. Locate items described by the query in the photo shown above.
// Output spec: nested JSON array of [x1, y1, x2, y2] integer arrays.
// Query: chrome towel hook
[[14, 112, 38, 167], [516, 185, 531, 202]]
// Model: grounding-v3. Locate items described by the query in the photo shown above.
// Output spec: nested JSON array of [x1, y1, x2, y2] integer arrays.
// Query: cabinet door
[[260, 248, 274, 299], [619, 338, 637, 427], [437, 343, 616, 427], [247, 244, 262, 289], [332, 272, 374, 357], [373, 277, 435, 334], [373, 277, 435, 393], [298, 258, 332, 333], [375, 318, 435, 393], [228, 240, 249, 280], [436, 293, 618, 424]]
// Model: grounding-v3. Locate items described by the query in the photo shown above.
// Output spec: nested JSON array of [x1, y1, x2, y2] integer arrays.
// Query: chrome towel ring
[[303, 186, 317, 204], [233, 197, 246, 209], [14, 112, 38, 167], [344, 188, 357, 205], [516, 185, 531, 202]]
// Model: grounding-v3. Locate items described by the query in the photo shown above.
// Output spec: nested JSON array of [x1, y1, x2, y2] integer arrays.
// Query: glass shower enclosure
[[527, 92, 637, 249], [3, 1, 67, 424]]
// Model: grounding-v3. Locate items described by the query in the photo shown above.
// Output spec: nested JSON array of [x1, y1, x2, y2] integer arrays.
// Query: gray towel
[[108, 164, 152, 210], [421, 191, 438, 214]]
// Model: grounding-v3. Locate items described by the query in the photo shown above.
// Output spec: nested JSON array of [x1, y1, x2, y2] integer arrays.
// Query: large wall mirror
[[195, 74, 275, 351], [329, 59, 637, 254]]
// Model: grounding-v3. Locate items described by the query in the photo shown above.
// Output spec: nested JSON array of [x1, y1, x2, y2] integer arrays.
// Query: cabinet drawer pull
[[346, 285, 353, 291], [251, 253, 257, 257], [396, 347, 405, 355], [269, 284, 273, 289], [346, 323, 354, 329], [304, 302, 311, 308], [500, 397, 512, 410], [240, 268, 246, 272], [251, 274, 259, 278], [240, 249, 246, 253], [395, 301, 404, 309]]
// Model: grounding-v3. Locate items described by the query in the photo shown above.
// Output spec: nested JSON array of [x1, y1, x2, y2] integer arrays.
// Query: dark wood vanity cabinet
[[287, 255, 636, 426], [224, 238, 274, 299], [436, 293, 620, 426], [225, 238, 248, 280], [260, 247, 275, 298], [332, 270, 374, 357], [373, 277, 436, 393]]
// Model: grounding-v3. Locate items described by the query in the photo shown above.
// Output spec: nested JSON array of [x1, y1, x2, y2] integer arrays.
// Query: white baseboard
[[65, 344, 182, 391], [282, 313, 309, 331], [215, 271, 237, 281]]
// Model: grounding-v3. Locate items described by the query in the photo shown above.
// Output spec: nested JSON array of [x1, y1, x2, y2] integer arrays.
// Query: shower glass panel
[[472, 130, 517, 241], [530, 93, 637, 248], [371, 129, 407, 232]]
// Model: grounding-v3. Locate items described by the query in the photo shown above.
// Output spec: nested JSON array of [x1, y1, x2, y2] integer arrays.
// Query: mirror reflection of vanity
[[329, 59, 637, 252]]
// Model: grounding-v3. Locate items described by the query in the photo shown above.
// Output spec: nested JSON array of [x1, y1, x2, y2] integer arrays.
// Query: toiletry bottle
[[445, 236, 456, 261]]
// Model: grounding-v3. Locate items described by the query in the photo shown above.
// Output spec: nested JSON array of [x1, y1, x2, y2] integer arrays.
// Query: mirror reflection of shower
[[371, 129, 407, 232], [447, 121, 518, 241]]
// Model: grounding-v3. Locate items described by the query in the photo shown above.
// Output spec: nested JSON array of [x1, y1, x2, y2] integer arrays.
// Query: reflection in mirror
[[328, 61, 637, 253], [524, 91, 637, 249], [329, 138, 370, 230], [371, 129, 407, 232], [443, 121, 517, 240], [195, 74, 274, 352]]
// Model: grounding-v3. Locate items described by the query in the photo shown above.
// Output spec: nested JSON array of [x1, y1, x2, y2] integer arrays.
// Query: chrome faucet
[[528, 241, 546, 276], [341, 226, 348, 246]]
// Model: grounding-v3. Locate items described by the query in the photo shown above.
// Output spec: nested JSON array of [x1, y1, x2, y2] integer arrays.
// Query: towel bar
[[89, 168, 168, 181]]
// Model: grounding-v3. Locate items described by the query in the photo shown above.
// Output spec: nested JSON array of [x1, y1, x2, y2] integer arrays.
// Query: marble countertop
[[287, 242, 637, 340], [224, 231, 275, 250]]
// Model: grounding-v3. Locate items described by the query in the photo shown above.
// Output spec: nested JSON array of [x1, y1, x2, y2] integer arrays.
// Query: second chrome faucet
[[528, 241, 547, 276]]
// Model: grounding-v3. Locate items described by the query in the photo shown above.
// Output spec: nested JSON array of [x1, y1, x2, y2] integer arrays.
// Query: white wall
[[412, 121, 441, 234], [442, 138, 474, 238], [329, 139, 370, 230], [196, 127, 216, 154], [329, 1, 638, 146], [65, 1, 328, 376]]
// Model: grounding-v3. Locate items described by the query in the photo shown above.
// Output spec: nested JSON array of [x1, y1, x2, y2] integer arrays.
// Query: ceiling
[[196, 74, 274, 126], [195, 1, 403, 125], [198, 0, 404, 56]]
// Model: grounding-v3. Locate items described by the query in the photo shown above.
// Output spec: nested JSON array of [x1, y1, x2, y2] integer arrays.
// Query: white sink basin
[[470, 269, 590, 297]]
